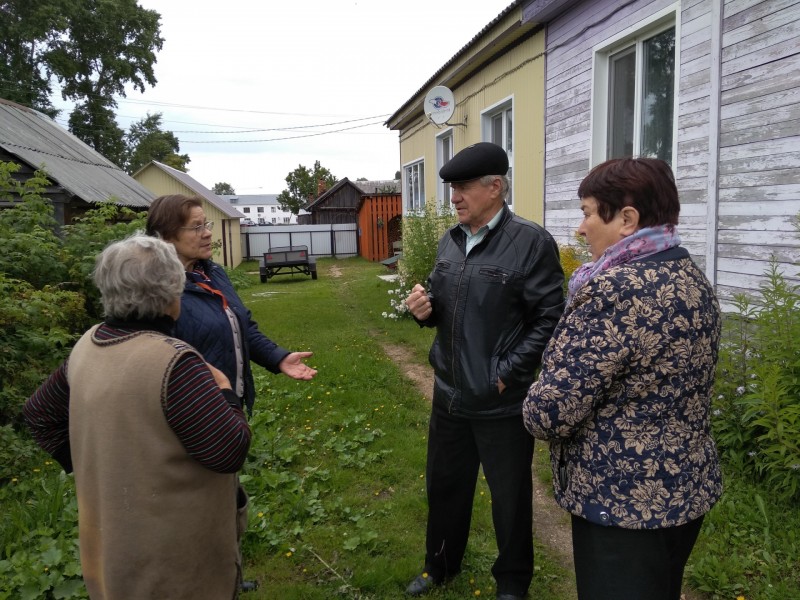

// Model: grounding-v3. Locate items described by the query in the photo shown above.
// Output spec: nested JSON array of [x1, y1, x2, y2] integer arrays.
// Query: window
[[482, 99, 513, 208], [283, 217, 290, 224], [271, 206, 276, 213], [403, 159, 425, 212], [271, 217, 277, 223], [436, 130, 453, 209], [593, 13, 676, 164], [257, 206, 264, 213], [243, 207, 250, 213]]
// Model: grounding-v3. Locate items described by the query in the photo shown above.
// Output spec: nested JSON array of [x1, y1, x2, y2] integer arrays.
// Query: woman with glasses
[[146, 194, 317, 412], [146, 194, 316, 591]]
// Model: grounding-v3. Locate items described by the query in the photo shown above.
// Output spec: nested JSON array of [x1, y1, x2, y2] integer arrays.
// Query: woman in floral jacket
[[523, 158, 722, 600]]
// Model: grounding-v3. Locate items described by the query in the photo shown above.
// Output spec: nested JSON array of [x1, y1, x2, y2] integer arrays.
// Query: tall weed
[[712, 259, 800, 500]]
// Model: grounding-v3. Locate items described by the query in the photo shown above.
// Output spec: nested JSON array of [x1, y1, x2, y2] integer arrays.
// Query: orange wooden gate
[[358, 193, 402, 262]]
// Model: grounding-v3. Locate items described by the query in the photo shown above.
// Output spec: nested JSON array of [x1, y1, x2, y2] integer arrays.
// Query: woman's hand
[[206, 362, 232, 390], [279, 352, 317, 380]]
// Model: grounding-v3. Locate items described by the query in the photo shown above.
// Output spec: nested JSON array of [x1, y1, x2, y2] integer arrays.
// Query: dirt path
[[379, 343, 575, 567], [380, 341, 704, 600]]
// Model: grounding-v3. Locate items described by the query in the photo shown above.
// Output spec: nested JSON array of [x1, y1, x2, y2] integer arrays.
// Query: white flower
[[736, 386, 746, 396]]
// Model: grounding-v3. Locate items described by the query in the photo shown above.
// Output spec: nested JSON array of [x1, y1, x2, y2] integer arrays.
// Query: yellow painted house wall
[[395, 7, 547, 224], [134, 165, 244, 268]]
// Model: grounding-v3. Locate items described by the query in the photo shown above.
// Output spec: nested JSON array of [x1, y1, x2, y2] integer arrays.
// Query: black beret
[[439, 142, 509, 183]]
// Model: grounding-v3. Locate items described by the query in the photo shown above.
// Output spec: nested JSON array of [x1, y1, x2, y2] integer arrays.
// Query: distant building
[[220, 194, 306, 225]]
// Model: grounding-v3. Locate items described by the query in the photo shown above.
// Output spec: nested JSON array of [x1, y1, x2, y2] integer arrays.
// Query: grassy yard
[[2, 256, 798, 599], [235, 256, 575, 599]]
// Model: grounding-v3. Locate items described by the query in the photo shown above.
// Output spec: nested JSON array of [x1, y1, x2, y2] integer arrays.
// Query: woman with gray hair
[[24, 233, 252, 600]]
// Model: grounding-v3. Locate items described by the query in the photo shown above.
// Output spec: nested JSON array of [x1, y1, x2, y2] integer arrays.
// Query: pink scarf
[[567, 225, 681, 302]]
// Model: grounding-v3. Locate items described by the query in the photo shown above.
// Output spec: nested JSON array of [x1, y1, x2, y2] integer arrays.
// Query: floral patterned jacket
[[523, 247, 723, 529]]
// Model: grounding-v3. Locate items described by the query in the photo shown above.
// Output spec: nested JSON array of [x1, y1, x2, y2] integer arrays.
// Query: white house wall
[[544, 0, 800, 308]]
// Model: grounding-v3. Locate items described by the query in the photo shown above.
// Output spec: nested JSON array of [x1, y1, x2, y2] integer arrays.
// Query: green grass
[[232, 257, 574, 598], [2, 257, 797, 599]]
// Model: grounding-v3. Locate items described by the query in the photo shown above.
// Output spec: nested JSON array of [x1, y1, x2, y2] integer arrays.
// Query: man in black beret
[[404, 142, 565, 599]]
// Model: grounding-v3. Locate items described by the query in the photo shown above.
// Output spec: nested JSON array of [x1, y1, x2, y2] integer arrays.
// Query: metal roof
[[0, 98, 154, 207], [144, 161, 245, 219]]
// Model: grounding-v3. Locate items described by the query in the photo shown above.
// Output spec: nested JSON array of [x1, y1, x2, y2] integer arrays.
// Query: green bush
[[383, 202, 455, 320], [0, 160, 146, 424], [712, 259, 800, 501]]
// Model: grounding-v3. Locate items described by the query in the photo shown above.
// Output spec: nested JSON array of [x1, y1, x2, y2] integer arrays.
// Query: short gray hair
[[93, 232, 185, 320], [479, 174, 510, 200]]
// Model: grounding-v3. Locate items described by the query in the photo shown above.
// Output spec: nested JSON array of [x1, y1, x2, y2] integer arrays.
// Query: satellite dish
[[424, 86, 455, 125]]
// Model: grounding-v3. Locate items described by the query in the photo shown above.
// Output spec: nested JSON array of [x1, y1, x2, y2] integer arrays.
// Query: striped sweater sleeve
[[24, 361, 74, 472], [164, 351, 252, 473]]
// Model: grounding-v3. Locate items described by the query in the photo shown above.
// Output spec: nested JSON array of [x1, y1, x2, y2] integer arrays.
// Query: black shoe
[[405, 572, 441, 596], [240, 580, 259, 593]]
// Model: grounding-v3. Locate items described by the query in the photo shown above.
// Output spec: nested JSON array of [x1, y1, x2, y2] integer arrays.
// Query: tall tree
[[277, 161, 336, 215], [212, 182, 235, 195], [126, 113, 189, 174], [0, 0, 163, 154], [68, 98, 128, 167], [0, 0, 67, 115]]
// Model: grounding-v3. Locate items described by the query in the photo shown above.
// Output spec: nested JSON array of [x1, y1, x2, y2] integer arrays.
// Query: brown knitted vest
[[68, 327, 240, 600]]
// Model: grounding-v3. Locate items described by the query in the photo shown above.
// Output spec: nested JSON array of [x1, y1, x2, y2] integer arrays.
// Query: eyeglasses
[[179, 221, 213, 235]]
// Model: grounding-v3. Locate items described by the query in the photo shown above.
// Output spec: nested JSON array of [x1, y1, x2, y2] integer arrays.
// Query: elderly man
[[404, 142, 565, 599]]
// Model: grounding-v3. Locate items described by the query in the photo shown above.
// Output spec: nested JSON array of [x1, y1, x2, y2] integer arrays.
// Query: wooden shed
[[0, 98, 153, 225], [301, 178, 362, 225], [301, 177, 403, 261]]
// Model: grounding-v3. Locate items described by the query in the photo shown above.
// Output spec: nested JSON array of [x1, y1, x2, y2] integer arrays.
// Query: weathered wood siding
[[714, 0, 800, 303], [543, 0, 677, 246], [544, 0, 800, 309]]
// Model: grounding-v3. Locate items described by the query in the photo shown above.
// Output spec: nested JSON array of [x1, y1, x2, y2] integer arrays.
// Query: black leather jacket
[[419, 205, 565, 418]]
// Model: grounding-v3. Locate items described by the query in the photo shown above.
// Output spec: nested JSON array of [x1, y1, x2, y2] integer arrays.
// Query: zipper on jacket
[[449, 260, 467, 414]]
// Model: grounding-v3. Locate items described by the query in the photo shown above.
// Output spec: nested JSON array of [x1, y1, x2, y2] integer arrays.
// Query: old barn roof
[[0, 98, 153, 207]]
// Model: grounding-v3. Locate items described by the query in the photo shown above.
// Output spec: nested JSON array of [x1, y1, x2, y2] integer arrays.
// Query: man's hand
[[405, 284, 433, 320], [279, 352, 317, 380]]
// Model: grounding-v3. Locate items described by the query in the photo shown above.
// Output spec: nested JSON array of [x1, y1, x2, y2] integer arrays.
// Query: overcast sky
[[54, 0, 514, 194]]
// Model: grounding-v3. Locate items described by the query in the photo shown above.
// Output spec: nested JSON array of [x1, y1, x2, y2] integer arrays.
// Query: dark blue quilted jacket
[[175, 260, 289, 412]]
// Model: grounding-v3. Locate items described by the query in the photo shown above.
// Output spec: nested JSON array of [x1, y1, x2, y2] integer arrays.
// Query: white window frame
[[481, 96, 514, 209], [436, 128, 454, 210], [590, 4, 680, 166], [403, 157, 425, 213]]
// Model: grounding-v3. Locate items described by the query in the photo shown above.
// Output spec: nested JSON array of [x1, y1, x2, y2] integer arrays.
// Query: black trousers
[[571, 514, 705, 600], [423, 404, 534, 596]]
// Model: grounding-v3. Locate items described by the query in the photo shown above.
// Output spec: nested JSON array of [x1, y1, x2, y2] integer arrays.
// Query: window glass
[[608, 47, 636, 158], [603, 25, 675, 164], [486, 105, 513, 208], [404, 161, 425, 211], [641, 28, 675, 162]]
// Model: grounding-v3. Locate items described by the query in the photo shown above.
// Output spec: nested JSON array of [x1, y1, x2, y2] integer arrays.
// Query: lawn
[[234, 257, 575, 599], [2, 256, 798, 599]]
